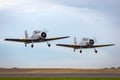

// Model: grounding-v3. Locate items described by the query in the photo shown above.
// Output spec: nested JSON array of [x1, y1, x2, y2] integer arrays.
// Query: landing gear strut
[[31, 41, 34, 48], [25, 44, 27, 47], [80, 50, 82, 53], [94, 48, 97, 53], [47, 41, 51, 47], [74, 49, 75, 52], [80, 47, 82, 53]]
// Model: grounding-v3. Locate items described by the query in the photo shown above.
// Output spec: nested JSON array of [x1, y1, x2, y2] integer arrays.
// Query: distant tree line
[[103, 67, 120, 69]]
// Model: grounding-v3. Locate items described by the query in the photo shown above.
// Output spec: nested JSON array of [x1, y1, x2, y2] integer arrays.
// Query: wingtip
[[4, 39, 7, 41], [61, 36, 70, 39], [56, 44, 59, 46], [108, 44, 115, 46], [112, 44, 115, 46], [66, 36, 70, 38]]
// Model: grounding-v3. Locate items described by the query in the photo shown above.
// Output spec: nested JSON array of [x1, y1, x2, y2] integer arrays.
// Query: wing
[[4, 38, 33, 43], [56, 44, 81, 49], [4, 36, 70, 43], [56, 44, 115, 49], [44, 36, 70, 41], [91, 44, 115, 48]]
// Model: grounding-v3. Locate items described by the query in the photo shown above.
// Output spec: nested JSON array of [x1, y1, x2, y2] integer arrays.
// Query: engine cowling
[[41, 32, 47, 38], [89, 39, 94, 45]]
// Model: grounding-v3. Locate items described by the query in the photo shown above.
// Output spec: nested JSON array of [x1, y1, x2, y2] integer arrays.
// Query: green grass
[[0, 78, 120, 80]]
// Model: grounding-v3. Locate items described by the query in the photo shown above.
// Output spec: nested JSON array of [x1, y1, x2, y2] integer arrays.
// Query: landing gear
[[80, 47, 82, 53], [25, 44, 27, 47], [94, 48, 97, 53], [31, 44, 34, 48], [47, 41, 51, 47], [74, 49, 75, 52], [80, 50, 82, 53], [95, 50, 97, 53], [31, 41, 34, 48], [48, 44, 51, 47]]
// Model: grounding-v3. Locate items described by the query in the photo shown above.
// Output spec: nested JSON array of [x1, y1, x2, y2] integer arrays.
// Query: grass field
[[0, 69, 120, 79], [0, 78, 120, 80]]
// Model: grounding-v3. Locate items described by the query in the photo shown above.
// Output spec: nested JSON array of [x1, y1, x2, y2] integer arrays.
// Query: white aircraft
[[4, 30, 69, 48], [56, 37, 115, 53]]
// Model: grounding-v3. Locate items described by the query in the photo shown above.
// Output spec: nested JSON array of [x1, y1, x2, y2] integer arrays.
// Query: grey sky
[[0, 0, 120, 68]]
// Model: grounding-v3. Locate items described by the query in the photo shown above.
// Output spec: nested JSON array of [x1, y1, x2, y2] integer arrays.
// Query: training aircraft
[[4, 30, 69, 48], [56, 37, 115, 53]]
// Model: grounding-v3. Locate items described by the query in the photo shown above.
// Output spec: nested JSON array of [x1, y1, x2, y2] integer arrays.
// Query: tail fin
[[74, 37, 77, 45], [25, 30, 29, 39]]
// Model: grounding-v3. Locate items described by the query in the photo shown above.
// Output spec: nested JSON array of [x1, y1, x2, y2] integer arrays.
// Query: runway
[[0, 73, 120, 78]]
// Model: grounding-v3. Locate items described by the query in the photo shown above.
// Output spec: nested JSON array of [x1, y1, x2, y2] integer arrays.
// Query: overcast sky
[[0, 0, 120, 68]]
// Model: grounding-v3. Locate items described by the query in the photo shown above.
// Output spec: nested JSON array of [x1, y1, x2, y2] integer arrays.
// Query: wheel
[[80, 50, 82, 53], [48, 44, 51, 47], [31, 44, 34, 48], [95, 50, 97, 53]]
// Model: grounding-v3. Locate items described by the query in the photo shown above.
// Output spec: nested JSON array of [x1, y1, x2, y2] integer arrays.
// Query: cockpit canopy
[[33, 30, 41, 34], [81, 37, 89, 42]]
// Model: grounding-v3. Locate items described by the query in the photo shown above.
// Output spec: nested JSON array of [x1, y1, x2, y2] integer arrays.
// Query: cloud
[[0, 0, 120, 68], [45, 0, 120, 19], [0, 0, 77, 14], [0, 0, 28, 10], [1, 0, 120, 15]]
